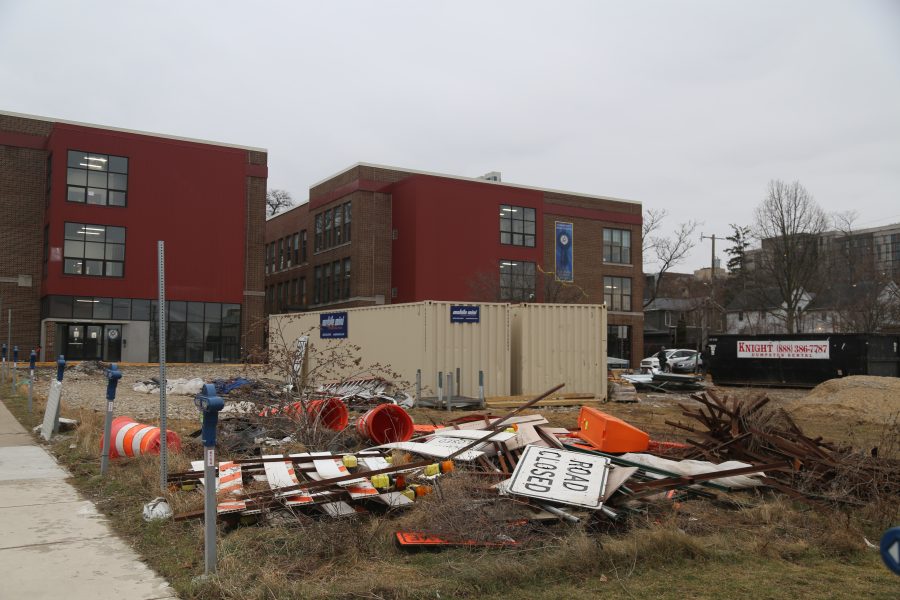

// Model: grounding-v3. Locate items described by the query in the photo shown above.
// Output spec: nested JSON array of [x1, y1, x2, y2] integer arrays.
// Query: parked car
[[640, 349, 701, 373]]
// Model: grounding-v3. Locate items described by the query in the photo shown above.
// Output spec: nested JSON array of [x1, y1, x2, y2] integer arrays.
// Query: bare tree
[[643, 210, 698, 308], [752, 180, 828, 333], [266, 189, 295, 217]]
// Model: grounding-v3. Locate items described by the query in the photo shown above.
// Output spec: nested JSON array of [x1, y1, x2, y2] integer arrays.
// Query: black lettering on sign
[[524, 480, 550, 492]]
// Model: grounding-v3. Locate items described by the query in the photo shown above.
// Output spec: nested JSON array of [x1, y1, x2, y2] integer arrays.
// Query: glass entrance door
[[83, 325, 103, 360], [66, 325, 85, 360], [104, 325, 122, 362]]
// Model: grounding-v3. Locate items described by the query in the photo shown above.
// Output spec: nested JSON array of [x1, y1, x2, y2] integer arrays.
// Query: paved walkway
[[0, 400, 177, 599]]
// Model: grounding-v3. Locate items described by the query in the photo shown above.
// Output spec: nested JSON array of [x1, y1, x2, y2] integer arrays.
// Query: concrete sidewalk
[[0, 400, 177, 599]]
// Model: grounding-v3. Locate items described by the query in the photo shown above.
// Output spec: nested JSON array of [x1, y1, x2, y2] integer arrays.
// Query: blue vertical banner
[[555, 221, 573, 282]]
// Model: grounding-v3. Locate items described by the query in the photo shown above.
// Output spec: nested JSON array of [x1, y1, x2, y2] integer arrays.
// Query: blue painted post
[[27, 350, 35, 413], [52, 355, 66, 435], [100, 364, 122, 476], [11, 346, 18, 392], [195, 383, 224, 576]]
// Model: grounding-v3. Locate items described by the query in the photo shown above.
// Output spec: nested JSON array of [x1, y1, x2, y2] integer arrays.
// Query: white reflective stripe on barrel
[[131, 425, 154, 457], [114, 422, 140, 457]]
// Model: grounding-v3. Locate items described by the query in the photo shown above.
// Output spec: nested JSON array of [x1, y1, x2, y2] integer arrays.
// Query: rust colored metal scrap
[[666, 390, 900, 504]]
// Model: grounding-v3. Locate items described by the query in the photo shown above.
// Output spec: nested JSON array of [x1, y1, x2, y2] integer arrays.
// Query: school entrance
[[61, 323, 122, 362]]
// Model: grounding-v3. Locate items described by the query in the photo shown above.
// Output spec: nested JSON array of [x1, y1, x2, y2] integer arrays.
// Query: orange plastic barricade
[[576, 406, 649, 453], [103, 416, 182, 459], [357, 404, 414, 444]]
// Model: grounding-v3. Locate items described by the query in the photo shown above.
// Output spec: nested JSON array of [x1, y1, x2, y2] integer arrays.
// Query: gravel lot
[[28, 363, 264, 420]]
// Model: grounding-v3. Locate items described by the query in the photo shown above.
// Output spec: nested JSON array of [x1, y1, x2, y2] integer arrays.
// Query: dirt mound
[[783, 375, 900, 422]]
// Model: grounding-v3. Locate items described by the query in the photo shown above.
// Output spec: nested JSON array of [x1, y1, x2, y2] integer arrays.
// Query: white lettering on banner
[[507, 445, 610, 508], [322, 316, 345, 327], [737, 340, 830, 359]]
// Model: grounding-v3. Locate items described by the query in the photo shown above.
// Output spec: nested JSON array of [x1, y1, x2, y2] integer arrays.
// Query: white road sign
[[507, 445, 610, 509]]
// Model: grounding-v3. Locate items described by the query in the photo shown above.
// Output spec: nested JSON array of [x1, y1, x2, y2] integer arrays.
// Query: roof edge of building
[[310, 161, 642, 206], [0, 109, 267, 153]]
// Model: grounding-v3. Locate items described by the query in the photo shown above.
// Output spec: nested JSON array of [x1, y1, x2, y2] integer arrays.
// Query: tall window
[[278, 238, 284, 270], [324, 209, 333, 248], [499, 260, 536, 301], [300, 277, 306, 306], [334, 207, 343, 245], [607, 325, 631, 362], [604, 276, 632, 311], [333, 260, 342, 300], [315, 214, 323, 252], [300, 230, 307, 262], [323, 263, 332, 303], [344, 202, 352, 242], [63, 222, 125, 277], [314, 266, 322, 303], [500, 205, 536, 247], [603, 228, 631, 264], [276, 282, 283, 311], [343, 258, 351, 298], [292, 232, 299, 265], [66, 150, 128, 207]]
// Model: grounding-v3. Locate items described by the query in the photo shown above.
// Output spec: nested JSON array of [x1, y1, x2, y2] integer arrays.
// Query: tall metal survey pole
[[700, 233, 721, 349], [157, 241, 168, 493], [195, 384, 224, 576]]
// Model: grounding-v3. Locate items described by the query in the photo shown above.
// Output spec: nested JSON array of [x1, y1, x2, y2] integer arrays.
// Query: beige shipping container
[[510, 303, 607, 398], [268, 301, 511, 398]]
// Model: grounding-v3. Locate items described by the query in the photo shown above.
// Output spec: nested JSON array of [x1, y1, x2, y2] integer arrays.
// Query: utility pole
[[700, 233, 722, 349]]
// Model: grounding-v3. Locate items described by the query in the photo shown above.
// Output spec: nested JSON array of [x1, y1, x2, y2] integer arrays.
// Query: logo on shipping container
[[320, 312, 348, 339], [450, 305, 480, 323]]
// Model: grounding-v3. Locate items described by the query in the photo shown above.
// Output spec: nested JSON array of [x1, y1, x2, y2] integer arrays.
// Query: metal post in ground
[[415, 369, 421, 408], [27, 350, 35, 413], [446, 371, 453, 412], [1, 343, 6, 384], [456, 367, 461, 401], [195, 384, 224, 576], [11, 346, 18, 393], [437, 372, 443, 406], [479, 370, 485, 408], [52, 355, 65, 435], [100, 364, 122, 476], [157, 241, 168, 493], [6, 309, 10, 384]]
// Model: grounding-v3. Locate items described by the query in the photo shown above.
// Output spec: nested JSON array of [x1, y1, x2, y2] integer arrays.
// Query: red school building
[[0, 110, 266, 362], [265, 163, 644, 365]]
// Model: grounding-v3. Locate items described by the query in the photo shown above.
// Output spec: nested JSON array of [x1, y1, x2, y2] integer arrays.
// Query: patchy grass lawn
[[3, 386, 898, 599]]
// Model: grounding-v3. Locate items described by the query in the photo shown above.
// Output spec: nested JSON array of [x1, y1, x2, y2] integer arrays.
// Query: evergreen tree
[[724, 224, 751, 274]]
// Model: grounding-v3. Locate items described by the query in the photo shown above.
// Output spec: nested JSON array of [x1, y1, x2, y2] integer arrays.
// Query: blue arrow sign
[[881, 527, 900, 576]]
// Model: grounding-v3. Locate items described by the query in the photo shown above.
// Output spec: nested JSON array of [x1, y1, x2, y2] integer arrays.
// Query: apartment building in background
[[265, 163, 645, 365], [0, 110, 266, 362]]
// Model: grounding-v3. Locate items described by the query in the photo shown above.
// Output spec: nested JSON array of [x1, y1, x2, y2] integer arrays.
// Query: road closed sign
[[507, 446, 610, 508]]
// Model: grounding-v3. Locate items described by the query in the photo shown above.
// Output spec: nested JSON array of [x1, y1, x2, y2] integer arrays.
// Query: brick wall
[[0, 114, 50, 354], [243, 158, 267, 353]]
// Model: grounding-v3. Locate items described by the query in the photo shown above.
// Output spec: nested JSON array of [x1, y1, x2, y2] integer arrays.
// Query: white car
[[640, 349, 701, 373]]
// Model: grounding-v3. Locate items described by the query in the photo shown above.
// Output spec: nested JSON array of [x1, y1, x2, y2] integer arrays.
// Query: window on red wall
[[499, 260, 536, 300], [63, 222, 125, 277], [66, 150, 128, 207], [500, 205, 536, 247]]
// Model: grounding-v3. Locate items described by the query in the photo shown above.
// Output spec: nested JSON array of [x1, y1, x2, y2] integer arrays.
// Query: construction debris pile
[[157, 383, 899, 548], [667, 390, 900, 505]]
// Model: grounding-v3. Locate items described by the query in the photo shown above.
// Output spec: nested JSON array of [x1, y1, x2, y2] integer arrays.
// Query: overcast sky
[[2, 1, 898, 271]]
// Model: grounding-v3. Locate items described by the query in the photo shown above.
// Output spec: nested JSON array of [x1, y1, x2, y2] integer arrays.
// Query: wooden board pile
[[666, 390, 900, 505]]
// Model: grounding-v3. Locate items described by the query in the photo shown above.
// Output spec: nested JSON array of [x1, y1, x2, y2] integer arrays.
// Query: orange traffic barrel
[[577, 406, 649, 453], [103, 416, 182, 459], [356, 404, 414, 444], [307, 397, 349, 431]]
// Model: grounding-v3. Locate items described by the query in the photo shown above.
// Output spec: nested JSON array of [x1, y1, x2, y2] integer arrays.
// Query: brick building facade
[[0, 110, 266, 362], [266, 163, 644, 365]]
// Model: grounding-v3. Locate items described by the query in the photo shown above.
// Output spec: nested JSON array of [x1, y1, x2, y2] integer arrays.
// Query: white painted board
[[40, 380, 63, 441], [507, 445, 610, 509]]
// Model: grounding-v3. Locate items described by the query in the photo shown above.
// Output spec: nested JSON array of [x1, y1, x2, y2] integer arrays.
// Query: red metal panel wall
[[42, 123, 248, 303], [390, 175, 544, 303]]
